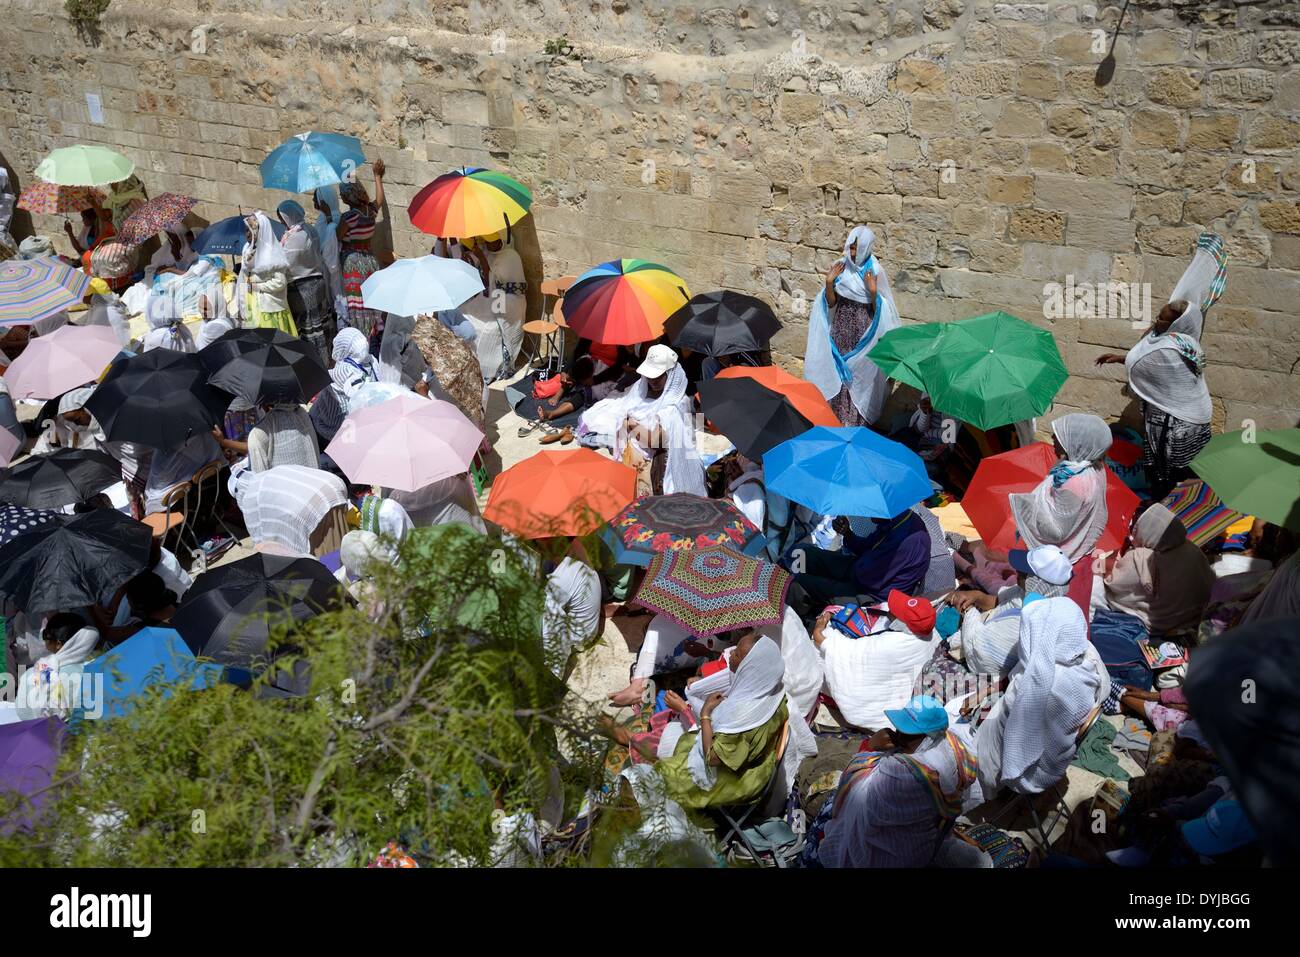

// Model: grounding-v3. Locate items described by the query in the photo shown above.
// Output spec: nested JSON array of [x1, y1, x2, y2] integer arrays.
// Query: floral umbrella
[[599, 492, 767, 568], [116, 192, 199, 246], [16, 183, 103, 216]]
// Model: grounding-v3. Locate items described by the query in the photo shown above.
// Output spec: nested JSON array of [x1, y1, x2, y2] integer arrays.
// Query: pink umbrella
[[325, 394, 484, 492], [0, 429, 20, 468], [2, 323, 123, 400]]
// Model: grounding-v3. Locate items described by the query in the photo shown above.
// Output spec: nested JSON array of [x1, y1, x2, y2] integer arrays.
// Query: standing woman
[[277, 199, 337, 366], [237, 212, 296, 335], [336, 159, 387, 354], [1096, 233, 1226, 500], [804, 225, 900, 427]]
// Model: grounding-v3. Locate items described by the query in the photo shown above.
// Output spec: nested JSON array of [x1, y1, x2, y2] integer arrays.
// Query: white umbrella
[[360, 256, 484, 317]]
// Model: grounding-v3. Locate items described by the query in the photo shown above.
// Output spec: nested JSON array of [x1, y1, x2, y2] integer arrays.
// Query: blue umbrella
[[764, 426, 932, 519], [192, 215, 284, 255], [261, 131, 366, 193], [80, 626, 223, 721]]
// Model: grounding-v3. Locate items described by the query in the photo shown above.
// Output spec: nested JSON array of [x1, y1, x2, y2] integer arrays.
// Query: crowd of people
[[1, 153, 1296, 869]]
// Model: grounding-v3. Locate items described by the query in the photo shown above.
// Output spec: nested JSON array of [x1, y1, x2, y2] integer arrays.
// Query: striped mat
[[1161, 478, 1244, 547]]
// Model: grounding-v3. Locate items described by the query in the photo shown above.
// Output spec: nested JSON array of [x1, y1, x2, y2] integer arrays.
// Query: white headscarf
[[19, 625, 100, 719], [685, 634, 787, 790], [377, 314, 431, 388], [330, 327, 377, 395], [1008, 413, 1111, 561], [340, 529, 390, 579], [235, 212, 289, 319], [803, 225, 900, 424], [82, 286, 132, 347], [998, 597, 1098, 792]]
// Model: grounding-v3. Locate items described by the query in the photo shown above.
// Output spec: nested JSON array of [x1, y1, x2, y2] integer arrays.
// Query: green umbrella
[[33, 145, 135, 187], [867, 323, 946, 391], [1190, 428, 1300, 532], [916, 311, 1068, 431]]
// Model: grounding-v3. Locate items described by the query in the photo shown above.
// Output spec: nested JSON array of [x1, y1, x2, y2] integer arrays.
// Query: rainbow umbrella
[[408, 167, 532, 240], [116, 192, 199, 246], [16, 183, 103, 215], [0, 257, 91, 327], [1160, 479, 1244, 548], [561, 259, 690, 345], [34, 145, 134, 187]]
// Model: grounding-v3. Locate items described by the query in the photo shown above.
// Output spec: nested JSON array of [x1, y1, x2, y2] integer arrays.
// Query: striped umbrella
[[1160, 479, 1244, 548], [116, 192, 199, 246], [34, 145, 134, 187], [632, 546, 791, 637], [409, 167, 533, 240], [561, 259, 691, 345], [0, 257, 91, 327], [16, 183, 103, 215]]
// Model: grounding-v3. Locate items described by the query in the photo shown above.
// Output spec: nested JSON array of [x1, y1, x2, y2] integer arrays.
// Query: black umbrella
[[0, 509, 152, 616], [0, 448, 123, 508], [198, 328, 330, 406], [171, 554, 345, 694], [665, 290, 782, 358], [697, 376, 815, 462], [84, 348, 231, 451]]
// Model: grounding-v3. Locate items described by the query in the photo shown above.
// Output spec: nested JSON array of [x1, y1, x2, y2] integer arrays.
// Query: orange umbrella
[[485, 448, 637, 539], [715, 366, 839, 427]]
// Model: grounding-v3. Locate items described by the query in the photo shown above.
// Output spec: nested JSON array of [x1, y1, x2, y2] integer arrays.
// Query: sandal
[[517, 419, 543, 437]]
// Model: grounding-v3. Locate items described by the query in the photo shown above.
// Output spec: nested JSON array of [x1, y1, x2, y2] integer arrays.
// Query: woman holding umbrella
[[33, 387, 108, 455], [334, 159, 387, 351], [237, 212, 295, 335]]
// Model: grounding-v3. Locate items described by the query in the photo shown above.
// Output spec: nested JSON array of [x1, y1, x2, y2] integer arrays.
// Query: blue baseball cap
[[884, 695, 949, 736], [1181, 800, 1257, 857]]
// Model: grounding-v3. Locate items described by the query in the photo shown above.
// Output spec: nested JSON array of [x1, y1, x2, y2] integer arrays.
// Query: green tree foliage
[[0, 525, 606, 867]]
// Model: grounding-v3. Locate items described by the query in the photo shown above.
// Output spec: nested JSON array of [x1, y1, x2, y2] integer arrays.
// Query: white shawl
[[803, 225, 899, 424], [1009, 413, 1111, 562], [247, 404, 320, 472], [236, 212, 291, 319], [686, 635, 786, 790], [231, 463, 347, 555], [18, 626, 100, 719]]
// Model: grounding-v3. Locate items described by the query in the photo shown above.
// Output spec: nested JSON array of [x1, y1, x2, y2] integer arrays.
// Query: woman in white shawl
[[578, 344, 706, 496], [458, 230, 527, 384], [377, 313, 433, 389], [237, 211, 296, 335], [804, 225, 900, 426], [34, 386, 108, 455], [81, 278, 132, 347], [16, 614, 100, 720], [139, 277, 198, 354], [310, 327, 377, 440], [976, 597, 1104, 797], [1097, 233, 1225, 499], [1010, 413, 1111, 563]]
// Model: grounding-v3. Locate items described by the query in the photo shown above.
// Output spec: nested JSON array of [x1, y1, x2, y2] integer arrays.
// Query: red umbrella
[[961, 442, 1138, 552]]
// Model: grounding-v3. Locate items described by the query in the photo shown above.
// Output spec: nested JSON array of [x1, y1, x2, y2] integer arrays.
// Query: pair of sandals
[[517, 417, 572, 444]]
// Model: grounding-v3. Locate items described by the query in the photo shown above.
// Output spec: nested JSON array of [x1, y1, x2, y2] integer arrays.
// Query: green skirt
[[654, 699, 787, 810]]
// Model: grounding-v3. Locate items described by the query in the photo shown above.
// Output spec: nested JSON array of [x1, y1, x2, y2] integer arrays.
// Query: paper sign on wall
[[86, 92, 105, 125]]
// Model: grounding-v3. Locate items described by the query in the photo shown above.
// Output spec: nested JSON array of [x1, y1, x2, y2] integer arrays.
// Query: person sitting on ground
[[16, 612, 101, 720], [1103, 502, 1214, 637], [813, 589, 940, 732], [32, 386, 107, 455], [725, 453, 766, 530], [803, 695, 981, 868], [244, 402, 321, 472], [516, 356, 596, 444], [948, 544, 1073, 678], [787, 509, 931, 617], [540, 537, 603, 678]]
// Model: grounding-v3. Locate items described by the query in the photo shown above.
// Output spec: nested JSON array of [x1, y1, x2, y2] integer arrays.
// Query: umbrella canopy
[[561, 259, 691, 345], [0, 257, 91, 327], [171, 554, 342, 690], [116, 192, 199, 246], [765, 426, 931, 519], [34, 145, 134, 187], [198, 327, 329, 405], [261, 132, 366, 193], [664, 289, 783, 358], [1, 323, 121, 400], [84, 348, 231, 450], [409, 167, 533, 239], [601, 492, 767, 568], [360, 255, 484, 317], [0, 391, 24, 468], [867, 323, 947, 391], [0, 717, 67, 832], [633, 546, 791, 637], [1160, 479, 1245, 548], [1191, 428, 1300, 533], [697, 376, 822, 463], [0, 448, 123, 509], [192, 214, 284, 255], [916, 311, 1068, 431], [325, 394, 484, 492], [713, 365, 839, 427], [961, 442, 1139, 552], [484, 448, 637, 539], [16, 183, 102, 215], [0, 502, 61, 545], [0, 509, 151, 615], [82, 626, 223, 721]]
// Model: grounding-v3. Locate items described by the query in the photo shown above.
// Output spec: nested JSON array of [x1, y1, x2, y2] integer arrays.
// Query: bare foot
[[608, 677, 647, 707], [596, 714, 633, 746]]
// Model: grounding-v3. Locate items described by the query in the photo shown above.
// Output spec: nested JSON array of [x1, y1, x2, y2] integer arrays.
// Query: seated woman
[[1103, 503, 1214, 637], [230, 462, 349, 557], [15, 613, 101, 720], [945, 419, 1033, 497], [32, 386, 107, 455], [804, 695, 980, 868], [310, 328, 379, 442], [142, 431, 223, 516], [540, 538, 603, 679], [787, 510, 931, 617], [620, 632, 788, 812], [515, 356, 596, 444]]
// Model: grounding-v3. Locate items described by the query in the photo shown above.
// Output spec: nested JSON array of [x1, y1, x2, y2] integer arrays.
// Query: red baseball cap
[[887, 589, 936, 636]]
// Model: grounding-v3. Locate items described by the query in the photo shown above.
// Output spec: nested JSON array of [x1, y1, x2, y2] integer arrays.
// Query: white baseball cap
[[635, 343, 679, 379], [1008, 544, 1073, 586]]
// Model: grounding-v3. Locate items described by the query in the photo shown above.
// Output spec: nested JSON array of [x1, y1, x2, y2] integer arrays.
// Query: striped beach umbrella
[[16, 183, 103, 216], [1159, 479, 1244, 548], [0, 257, 91, 327], [561, 259, 691, 345], [34, 145, 134, 187], [408, 167, 532, 240]]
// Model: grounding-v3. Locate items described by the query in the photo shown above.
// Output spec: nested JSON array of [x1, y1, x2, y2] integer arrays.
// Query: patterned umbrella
[[261, 132, 366, 193], [561, 259, 691, 345], [409, 167, 533, 240], [16, 183, 103, 215], [0, 502, 61, 545], [116, 192, 198, 246], [633, 546, 791, 637], [0, 257, 91, 327], [600, 492, 766, 568], [34, 145, 134, 187], [1160, 479, 1244, 548]]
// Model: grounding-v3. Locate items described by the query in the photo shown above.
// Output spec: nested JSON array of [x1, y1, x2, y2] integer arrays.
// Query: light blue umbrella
[[260, 132, 366, 193], [360, 256, 485, 317], [80, 626, 223, 721], [764, 426, 932, 519]]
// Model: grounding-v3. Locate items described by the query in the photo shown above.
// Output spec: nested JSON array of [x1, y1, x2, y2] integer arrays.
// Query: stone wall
[[3, 0, 1298, 430]]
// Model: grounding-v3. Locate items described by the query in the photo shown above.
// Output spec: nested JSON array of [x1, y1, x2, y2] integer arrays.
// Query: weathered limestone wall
[[3, 0, 1298, 429]]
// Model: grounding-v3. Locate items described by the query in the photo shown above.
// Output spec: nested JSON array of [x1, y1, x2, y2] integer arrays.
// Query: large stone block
[[1034, 173, 1133, 219], [1009, 207, 1065, 242], [1145, 67, 1203, 108]]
